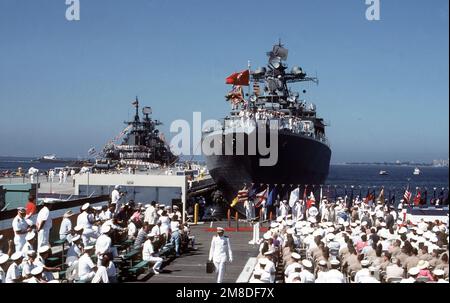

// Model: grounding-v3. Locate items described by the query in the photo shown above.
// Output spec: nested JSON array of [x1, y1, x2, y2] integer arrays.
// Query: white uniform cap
[[147, 232, 156, 238], [302, 259, 313, 268], [286, 220, 294, 226], [38, 245, 50, 254], [84, 245, 95, 250], [361, 260, 370, 267], [433, 269, 445, 276], [308, 217, 317, 223], [398, 227, 407, 234], [318, 260, 327, 266], [327, 227, 335, 233], [81, 203, 90, 211], [25, 232, 36, 241], [380, 222, 386, 227], [258, 258, 268, 265], [145, 204, 151, 208], [286, 228, 295, 235], [326, 222, 334, 227], [326, 233, 335, 241], [291, 252, 301, 260], [361, 221, 368, 227], [343, 222, 350, 227], [350, 223, 357, 228], [26, 250, 36, 256], [408, 267, 420, 276], [216, 227, 224, 232], [114, 185, 121, 189], [330, 260, 340, 266], [417, 260, 429, 270], [31, 266, 44, 276], [101, 225, 111, 234], [337, 218, 345, 225], [0, 253, 9, 264], [432, 226, 440, 233], [11, 251, 23, 261], [71, 235, 81, 242], [276, 216, 284, 223], [416, 229, 424, 235], [263, 233, 271, 240], [270, 222, 279, 228]]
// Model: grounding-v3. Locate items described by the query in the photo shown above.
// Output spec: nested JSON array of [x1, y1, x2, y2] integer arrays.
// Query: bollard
[[235, 211, 239, 231], [194, 203, 199, 224], [227, 209, 231, 228]]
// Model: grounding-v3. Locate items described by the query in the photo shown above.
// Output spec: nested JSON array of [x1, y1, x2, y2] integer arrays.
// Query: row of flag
[[230, 184, 449, 208]]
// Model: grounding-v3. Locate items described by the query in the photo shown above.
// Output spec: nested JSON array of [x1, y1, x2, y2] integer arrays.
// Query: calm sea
[[1, 157, 448, 196]]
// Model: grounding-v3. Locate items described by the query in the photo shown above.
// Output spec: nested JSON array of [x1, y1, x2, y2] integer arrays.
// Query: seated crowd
[[249, 197, 449, 283], [0, 199, 196, 283]]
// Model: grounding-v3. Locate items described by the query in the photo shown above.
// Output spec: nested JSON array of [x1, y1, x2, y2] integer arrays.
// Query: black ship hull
[[203, 129, 331, 202]]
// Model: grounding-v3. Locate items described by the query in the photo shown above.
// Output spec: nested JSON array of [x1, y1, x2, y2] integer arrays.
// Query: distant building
[[432, 159, 449, 167]]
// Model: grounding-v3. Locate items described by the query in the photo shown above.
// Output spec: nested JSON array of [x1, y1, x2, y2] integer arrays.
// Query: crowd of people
[[0, 185, 196, 283], [249, 196, 449, 283]]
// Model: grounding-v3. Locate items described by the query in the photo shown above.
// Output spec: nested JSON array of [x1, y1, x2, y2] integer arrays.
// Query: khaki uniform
[[404, 256, 420, 272]]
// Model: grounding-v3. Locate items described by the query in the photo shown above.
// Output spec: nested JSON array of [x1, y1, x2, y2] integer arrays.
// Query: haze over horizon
[[0, 0, 448, 163]]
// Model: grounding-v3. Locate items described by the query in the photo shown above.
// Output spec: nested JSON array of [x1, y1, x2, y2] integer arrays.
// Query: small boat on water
[[413, 167, 421, 175], [379, 170, 388, 175]]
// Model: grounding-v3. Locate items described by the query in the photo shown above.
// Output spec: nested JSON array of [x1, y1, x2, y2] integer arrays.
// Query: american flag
[[403, 189, 412, 203], [230, 187, 249, 207], [254, 188, 268, 208]]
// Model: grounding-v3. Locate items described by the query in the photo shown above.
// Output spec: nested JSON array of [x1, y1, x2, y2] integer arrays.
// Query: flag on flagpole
[[377, 188, 385, 203], [306, 192, 316, 209], [225, 69, 250, 86], [231, 186, 249, 207], [254, 188, 268, 208], [413, 191, 421, 206], [266, 185, 278, 208], [403, 189, 412, 203], [288, 187, 300, 208]]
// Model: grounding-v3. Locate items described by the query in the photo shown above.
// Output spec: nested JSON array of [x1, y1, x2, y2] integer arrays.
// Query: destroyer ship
[[202, 43, 332, 202], [95, 98, 177, 170]]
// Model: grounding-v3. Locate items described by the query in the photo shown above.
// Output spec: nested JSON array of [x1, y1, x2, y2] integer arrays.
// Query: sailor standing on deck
[[111, 185, 123, 214], [36, 200, 53, 250], [58, 170, 63, 184], [208, 227, 233, 283]]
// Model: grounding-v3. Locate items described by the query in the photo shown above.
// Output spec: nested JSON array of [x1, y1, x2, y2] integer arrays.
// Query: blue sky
[[0, 0, 448, 163]]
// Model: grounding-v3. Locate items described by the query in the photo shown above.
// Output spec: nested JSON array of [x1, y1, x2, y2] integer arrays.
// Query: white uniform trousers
[[213, 261, 226, 283], [14, 235, 26, 253], [37, 229, 49, 249], [147, 256, 163, 272]]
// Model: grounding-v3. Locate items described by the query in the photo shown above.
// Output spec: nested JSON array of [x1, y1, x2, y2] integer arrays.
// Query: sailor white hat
[[31, 266, 44, 276], [286, 220, 294, 226], [286, 228, 295, 235], [337, 218, 345, 225], [216, 227, 224, 232], [318, 260, 327, 266], [291, 252, 301, 260], [0, 253, 9, 264], [38, 245, 51, 254], [408, 267, 420, 276], [302, 259, 313, 268], [26, 250, 36, 257], [330, 259, 340, 266], [258, 258, 268, 265], [17, 206, 26, 212], [263, 233, 271, 240], [361, 221, 368, 227], [114, 185, 121, 189], [380, 222, 386, 227], [327, 227, 335, 233], [71, 235, 81, 242], [350, 222, 357, 228], [308, 217, 317, 223], [145, 204, 151, 208], [147, 232, 156, 238], [81, 203, 90, 211], [11, 251, 23, 261], [101, 225, 111, 234], [326, 233, 335, 241], [63, 210, 74, 218], [416, 229, 424, 235], [433, 269, 445, 276], [270, 222, 279, 228], [325, 221, 334, 227], [361, 260, 371, 267], [343, 222, 350, 227], [25, 232, 36, 241], [276, 216, 284, 223], [84, 245, 95, 250], [398, 227, 407, 234]]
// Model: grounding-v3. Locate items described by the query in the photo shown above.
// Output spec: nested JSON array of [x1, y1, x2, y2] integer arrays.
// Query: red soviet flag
[[225, 70, 249, 86]]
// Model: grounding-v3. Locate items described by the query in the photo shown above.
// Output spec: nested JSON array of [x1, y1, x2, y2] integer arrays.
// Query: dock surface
[[141, 221, 259, 283]]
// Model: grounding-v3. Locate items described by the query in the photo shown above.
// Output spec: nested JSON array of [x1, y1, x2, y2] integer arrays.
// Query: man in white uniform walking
[[36, 200, 53, 250], [208, 227, 233, 283]]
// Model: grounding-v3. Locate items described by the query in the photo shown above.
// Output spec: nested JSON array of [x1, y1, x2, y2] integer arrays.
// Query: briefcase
[[206, 261, 215, 274]]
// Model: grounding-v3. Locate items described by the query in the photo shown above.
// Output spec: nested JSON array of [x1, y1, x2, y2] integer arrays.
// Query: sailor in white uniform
[[111, 185, 122, 214], [208, 227, 233, 283], [12, 207, 30, 252], [36, 200, 53, 250]]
